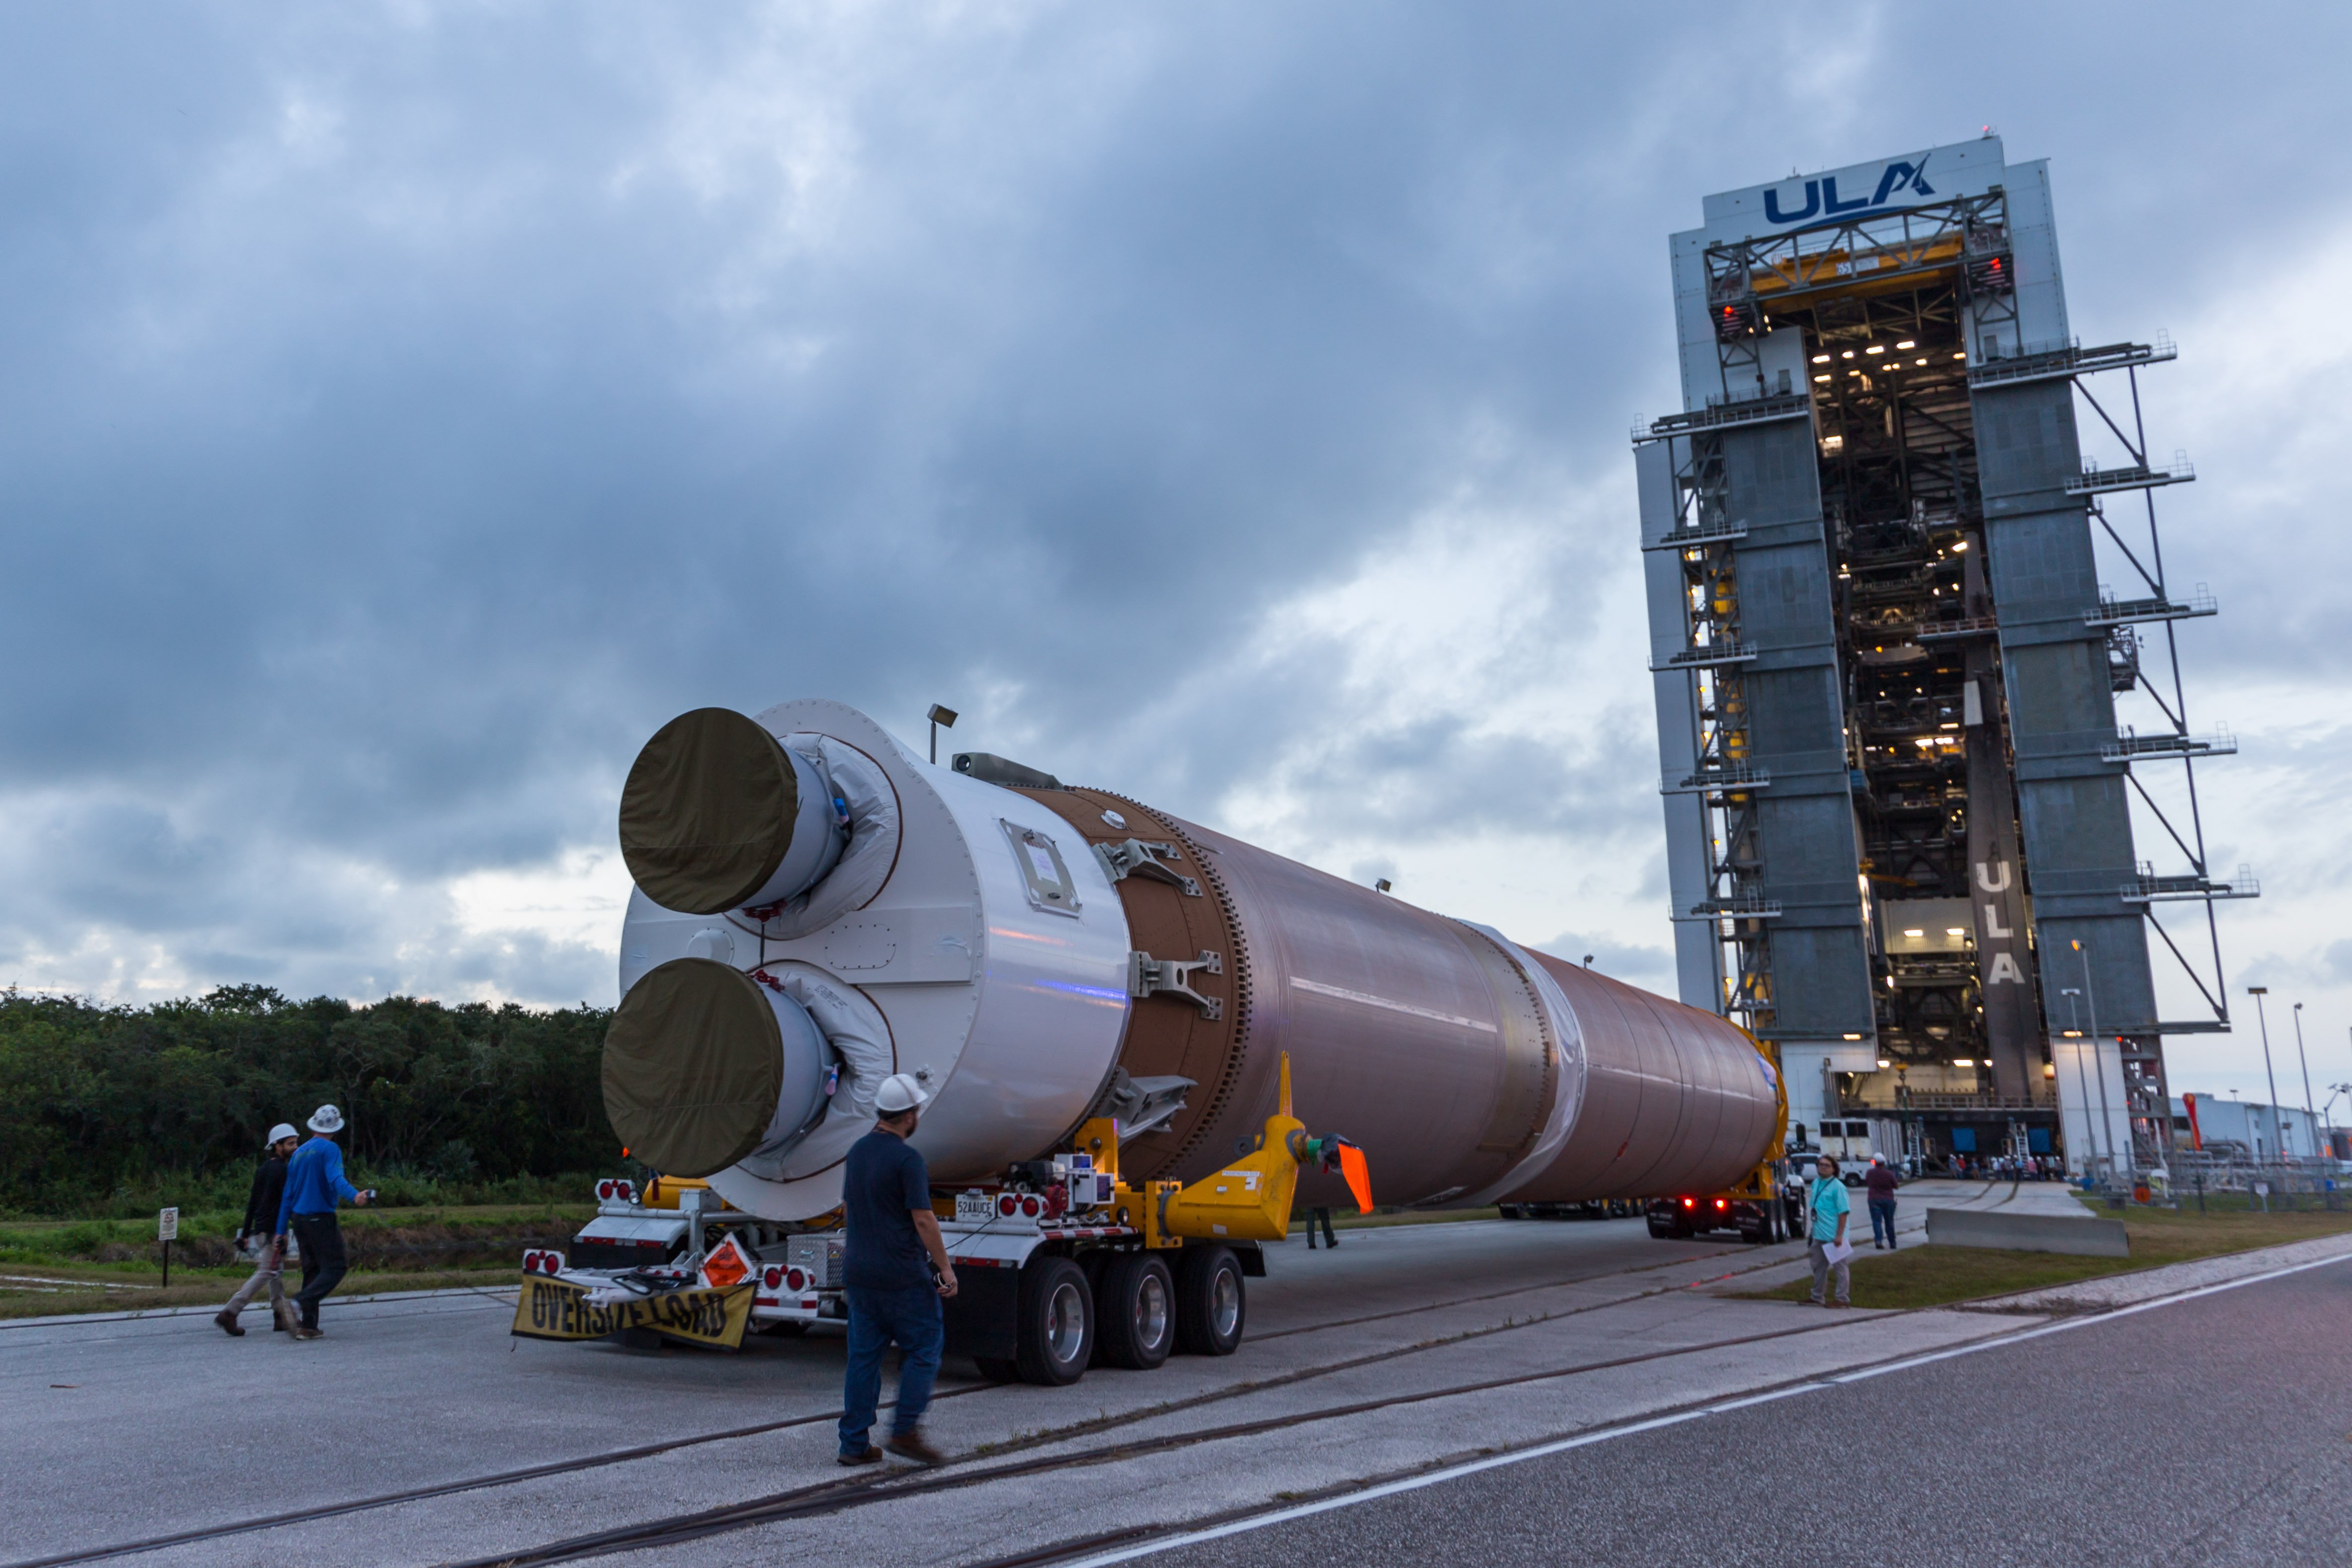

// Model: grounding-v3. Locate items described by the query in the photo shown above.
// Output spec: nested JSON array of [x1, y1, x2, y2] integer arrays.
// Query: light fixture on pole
[[926, 704, 958, 766], [2292, 1002, 2316, 1157], [2248, 986, 2282, 1164]]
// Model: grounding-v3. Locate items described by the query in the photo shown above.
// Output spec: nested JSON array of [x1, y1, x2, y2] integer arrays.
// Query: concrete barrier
[[1925, 1207, 2129, 1258]]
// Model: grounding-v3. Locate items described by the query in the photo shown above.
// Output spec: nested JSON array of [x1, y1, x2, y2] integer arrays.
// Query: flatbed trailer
[[517, 1056, 1365, 1383]]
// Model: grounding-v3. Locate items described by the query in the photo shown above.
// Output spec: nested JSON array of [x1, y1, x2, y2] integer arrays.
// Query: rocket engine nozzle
[[619, 708, 845, 915]]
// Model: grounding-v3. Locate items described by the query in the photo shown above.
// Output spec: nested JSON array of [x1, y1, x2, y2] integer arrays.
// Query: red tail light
[[998, 1195, 1019, 1217], [785, 1266, 807, 1292], [1682, 1198, 1695, 1208], [596, 1180, 614, 1200], [1715, 1199, 1728, 1209], [763, 1266, 783, 1289]]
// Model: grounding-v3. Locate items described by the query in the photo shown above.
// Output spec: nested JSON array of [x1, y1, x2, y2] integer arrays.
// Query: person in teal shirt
[[1807, 1155, 1852, 1307]]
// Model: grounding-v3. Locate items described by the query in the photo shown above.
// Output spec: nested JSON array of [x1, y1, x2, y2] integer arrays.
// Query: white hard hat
[[266, 1123, 300, 1145], [307, 1104, 346, 1135], [874, 1074, 929, 1115]]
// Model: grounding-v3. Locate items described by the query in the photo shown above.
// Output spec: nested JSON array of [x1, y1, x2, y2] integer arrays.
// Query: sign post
[[158, 1206, 179, 1288]]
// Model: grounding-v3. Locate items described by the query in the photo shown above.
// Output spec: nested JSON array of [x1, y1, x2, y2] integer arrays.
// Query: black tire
[[974, 1356, 1019, 1384], [1498, 1204, 1521, 1220], [1174, 1245, 1245, 1356], [1014, 1255, 1093, 1386], [1094, 1253, 1176, 1370]]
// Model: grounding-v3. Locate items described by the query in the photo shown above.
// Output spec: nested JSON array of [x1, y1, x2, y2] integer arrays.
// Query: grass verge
[[0, 1202, 594, 1319], [1738, 1202, 2352, 1310], [0, 1266, 525, 1322]]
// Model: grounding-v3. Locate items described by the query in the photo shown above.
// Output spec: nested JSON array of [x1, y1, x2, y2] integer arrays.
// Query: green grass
[[1740, 1200, 2352, 1310]]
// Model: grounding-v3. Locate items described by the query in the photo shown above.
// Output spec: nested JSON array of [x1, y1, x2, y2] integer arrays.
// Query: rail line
[[438, 1309, 1891, 1568], [11, 1190, 2003, 1568], [8, 1234, 1821, 1568]]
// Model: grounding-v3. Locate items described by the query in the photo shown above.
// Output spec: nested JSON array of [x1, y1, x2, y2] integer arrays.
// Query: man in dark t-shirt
[[839, 1074, 958, 1468], [1865, 1156, 1901, 1249]]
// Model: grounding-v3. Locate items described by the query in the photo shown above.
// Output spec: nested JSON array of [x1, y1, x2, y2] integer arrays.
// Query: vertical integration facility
[[1635, 136, 2248, 1174]]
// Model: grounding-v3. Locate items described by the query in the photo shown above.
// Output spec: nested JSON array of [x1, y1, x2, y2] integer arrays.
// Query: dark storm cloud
[[1, 2, 2346, 1005]]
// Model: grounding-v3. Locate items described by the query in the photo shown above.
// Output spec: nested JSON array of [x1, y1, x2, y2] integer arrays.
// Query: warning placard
[[511, 1276, 754, 1349]]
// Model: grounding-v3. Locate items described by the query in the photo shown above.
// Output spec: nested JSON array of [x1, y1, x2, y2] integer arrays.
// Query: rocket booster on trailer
[[603, 699, 1782, 1221]]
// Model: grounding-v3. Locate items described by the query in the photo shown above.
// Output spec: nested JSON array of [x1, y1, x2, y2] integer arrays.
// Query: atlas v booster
[[604, 699, 1781, 1223]]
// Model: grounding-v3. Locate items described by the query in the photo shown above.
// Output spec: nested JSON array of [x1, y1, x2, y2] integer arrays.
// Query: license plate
[[955, 1192, 994, 1223]]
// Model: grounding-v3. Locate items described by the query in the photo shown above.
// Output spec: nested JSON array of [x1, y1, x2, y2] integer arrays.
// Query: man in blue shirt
[[274, 1104, 373, 1338], [1807, 1154, 1852, 1307], [838, 1074, 959, 1468]]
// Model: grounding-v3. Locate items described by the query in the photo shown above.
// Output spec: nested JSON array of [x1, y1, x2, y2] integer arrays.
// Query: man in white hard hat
[[274, 1105, 373, 1339], [216, 1124, 303, 1336], [837, 1073, 958, 1468]]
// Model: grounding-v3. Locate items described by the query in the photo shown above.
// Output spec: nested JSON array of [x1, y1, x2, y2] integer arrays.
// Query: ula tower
[[1634, 136, 2247, 1173]]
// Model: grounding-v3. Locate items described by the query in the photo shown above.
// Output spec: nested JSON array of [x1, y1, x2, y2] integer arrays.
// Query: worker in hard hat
[[838, 1073, 958, 1469], [274, 1105, 374, 1340], [216, 1123, 303, 1336]]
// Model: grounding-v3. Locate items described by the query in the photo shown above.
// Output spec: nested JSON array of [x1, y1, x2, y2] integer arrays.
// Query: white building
[[2171, 1095, 2332, 1160]]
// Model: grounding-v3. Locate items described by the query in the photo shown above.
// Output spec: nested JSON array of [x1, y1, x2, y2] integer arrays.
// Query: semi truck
[[514, 698, 1787, 1379]]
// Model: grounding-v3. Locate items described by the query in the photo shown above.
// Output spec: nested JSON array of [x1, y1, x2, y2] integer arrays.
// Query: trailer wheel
[[1174, 1245, 1245, 1356], [1094, 1253, 1175, 1371], [1013, 1255, 1093, 1386]]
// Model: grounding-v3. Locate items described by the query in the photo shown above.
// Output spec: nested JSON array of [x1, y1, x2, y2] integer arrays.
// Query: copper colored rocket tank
[[1020, 787, 1782, 1208]]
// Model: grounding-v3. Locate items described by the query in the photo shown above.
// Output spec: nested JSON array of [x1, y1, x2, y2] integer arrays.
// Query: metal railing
[[1967, 333, 2176, 388], [2084, 584, 2218, 627], [2067, 452, 2195, 496], [1651, 640, 1760, 672], [2101, 724, 2237, 763]]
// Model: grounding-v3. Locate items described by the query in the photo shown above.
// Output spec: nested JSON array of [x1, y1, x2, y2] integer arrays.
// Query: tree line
[[0, 985, 616, 1215]]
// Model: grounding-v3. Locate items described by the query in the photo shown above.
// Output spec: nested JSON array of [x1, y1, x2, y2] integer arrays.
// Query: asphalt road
[[1145, 1263, 2352, 1568]]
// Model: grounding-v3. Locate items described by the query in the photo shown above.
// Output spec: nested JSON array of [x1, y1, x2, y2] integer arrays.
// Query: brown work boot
[[882, 1430, 946, 1467], [292, 1326, 324, 1340], [837, 1445, 883, 1467], [272, 1300, 300, 1333], [214, 1309, 245, 1337]]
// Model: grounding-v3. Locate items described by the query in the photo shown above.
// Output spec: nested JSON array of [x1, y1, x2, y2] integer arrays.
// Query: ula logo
[[1763, 156, 1935, 226]]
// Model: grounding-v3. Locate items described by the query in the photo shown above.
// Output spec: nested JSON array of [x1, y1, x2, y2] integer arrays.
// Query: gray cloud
[[0, 1, 2347, 1054]]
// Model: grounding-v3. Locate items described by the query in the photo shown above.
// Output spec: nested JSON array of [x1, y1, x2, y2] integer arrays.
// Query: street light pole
[[2292, 1003, 2315, 1158], [2073, 941, 2118, 1182], [2060, 987, 2097, 1182], [2248, 987, 2282, 1165], [926, 703, 958, 766]]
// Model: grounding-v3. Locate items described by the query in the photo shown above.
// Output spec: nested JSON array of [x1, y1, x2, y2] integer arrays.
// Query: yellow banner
[[511, 1275, 755, 1349]]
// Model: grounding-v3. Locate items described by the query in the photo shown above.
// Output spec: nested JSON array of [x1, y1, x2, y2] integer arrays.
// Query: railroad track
[[15, 1197, 1999, 1568]]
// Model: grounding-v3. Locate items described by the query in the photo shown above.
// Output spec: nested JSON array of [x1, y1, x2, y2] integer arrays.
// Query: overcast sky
[[3, 3, 2347, 1105]]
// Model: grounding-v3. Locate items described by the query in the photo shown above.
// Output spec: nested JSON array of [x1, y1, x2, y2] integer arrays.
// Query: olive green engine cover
[[619, 707, 798, 914], [603, 959, 784, 1178]]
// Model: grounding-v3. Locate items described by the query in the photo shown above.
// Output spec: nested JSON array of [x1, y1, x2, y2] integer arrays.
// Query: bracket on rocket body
[[1128, 950, 1222, 1021], [1093, 839, 1201, 898]]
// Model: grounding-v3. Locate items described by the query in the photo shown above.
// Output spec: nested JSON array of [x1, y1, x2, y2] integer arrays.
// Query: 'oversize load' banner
[[511, 1276, 755, 1349]]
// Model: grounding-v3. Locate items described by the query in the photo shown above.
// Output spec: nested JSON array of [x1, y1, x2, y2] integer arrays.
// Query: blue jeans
[[840, 1285, 944, 1454], [1869, 1199, 1897, 1247]]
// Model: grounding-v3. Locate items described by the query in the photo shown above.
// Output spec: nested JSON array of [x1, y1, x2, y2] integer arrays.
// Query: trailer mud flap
[[942, 1264, 1019, 1361], [511, 1276, 755, 1349]]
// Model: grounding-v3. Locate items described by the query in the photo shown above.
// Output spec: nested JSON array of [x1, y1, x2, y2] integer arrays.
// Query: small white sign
[[2252, 1182, 2270, 1198], [157, 1207, 180, 1242]]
